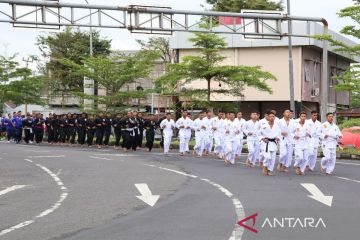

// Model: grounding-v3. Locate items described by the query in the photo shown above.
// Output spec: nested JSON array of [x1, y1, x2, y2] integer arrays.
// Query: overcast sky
[[0, 0, 357, 65]]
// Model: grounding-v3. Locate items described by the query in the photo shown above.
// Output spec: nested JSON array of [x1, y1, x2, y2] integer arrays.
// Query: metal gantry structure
[[0, 0, 330, 120]]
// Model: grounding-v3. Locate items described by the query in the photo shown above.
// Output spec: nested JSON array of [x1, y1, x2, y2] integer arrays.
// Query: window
[[304, 61, 311, 82]]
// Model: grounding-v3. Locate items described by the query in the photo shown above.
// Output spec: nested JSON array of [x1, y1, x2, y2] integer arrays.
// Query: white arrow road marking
[[135, 183, 160, 207], [0, 185, 26, 197], [301, 183, 333, 207]]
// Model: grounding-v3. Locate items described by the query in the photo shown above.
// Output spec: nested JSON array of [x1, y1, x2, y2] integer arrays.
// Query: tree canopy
[[59, 50, 160, 112], [37, 27, 111, 95], [156, 32, 276, 107], [0, 55, 45, 109], [316, 0, 360, 107]]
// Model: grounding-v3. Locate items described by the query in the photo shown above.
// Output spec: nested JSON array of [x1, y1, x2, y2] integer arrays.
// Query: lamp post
[[287, 0, 295, 115], [83, 0, 94, 110]]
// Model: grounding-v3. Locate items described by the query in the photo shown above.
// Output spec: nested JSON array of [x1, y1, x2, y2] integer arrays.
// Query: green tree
[[156, 32, 276, 107], [37, 27, 111, 96], [137, 37, 171, 63], [206, 0, 284, 12], [316, 0, 360, 107], [59, 50, 160, 112], [0, 55, 45, 111]]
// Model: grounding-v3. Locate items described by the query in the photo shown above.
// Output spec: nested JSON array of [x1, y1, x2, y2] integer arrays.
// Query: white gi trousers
[[224, 138, 238, 164], [194, 134, 206, 156], [279, 141, 293, 168], [247, 139, 260, 165], [163, 134, 172, 154], [263, 150, 276, 172], [321, 147, 336, 174]]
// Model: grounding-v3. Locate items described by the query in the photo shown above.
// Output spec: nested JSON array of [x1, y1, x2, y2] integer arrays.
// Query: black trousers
[[33, 128, 44, 143], [14, 128, 22, 143], [59, 127, 66, 143], [138, 128, 144, 147], [6, 128, 13, 141], [114, 128, 121, 146], [145, 129, 155, 151], [69, 126, 76, 144], [53, 128, 59, 143], [121, 130, 133, 150], [24, 129, 32, 143], [77, 128, 86, 145], [47, 128, 54, 143], [160, 129, 164, 148], [103, 127, 111, 145], [87, 129, 95, 145], [95, 127, 104, 145], [64, 126, 71, 141], [132, 129, 139, 150]]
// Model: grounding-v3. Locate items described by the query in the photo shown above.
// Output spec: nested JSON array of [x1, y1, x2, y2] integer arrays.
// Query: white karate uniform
[[176, 117, 193, 154], [193, 118, 207, 156], [212, 117, 225, 157], [306, 119, 322, 171], [234, 118, 246, 157], [203, 117, 213, 153], [160, 119, 175, 154], [224, 119, 241, 164], [293, 121, 311, 173], [259, 122, 281, 172], [258, 118, 269, 163], [243, 120, 261, 165], [278, 118, 296, 168], [320, 121, 342, 174]]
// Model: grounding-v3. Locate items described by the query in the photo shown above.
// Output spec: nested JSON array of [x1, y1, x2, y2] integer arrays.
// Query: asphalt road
[[1, 142, 360, 240]]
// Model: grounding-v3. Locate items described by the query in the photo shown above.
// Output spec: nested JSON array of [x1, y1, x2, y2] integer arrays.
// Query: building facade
[[170, 21, 359, 119]]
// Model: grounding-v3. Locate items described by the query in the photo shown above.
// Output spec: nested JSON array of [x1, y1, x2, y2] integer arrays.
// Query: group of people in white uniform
[[160, 109, 342, 176]]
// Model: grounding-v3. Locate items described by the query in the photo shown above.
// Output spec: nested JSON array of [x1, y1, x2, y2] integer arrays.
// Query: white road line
[[336, 161, 360, 166], [93, 153, 138, 157], [145, 164, 245, 240], [0, 185, 26, 197], [25, 150, 51, 153], [0, 160, 68, 237], [90, 156, 114, 161], [336, 176, 360, 184], [157, 166, 198, 178], [29, 155, 65, 158]]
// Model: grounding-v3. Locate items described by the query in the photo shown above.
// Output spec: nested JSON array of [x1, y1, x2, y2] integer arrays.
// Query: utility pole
[[83, 0, 94, 111], [287, 0, 296, 115]]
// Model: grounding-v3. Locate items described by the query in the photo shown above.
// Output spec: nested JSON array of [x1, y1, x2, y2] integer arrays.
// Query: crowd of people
[[0, 108, 342, 176]]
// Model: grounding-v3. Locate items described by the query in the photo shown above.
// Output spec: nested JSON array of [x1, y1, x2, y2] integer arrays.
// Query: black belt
[[265, 138, 277, 152]]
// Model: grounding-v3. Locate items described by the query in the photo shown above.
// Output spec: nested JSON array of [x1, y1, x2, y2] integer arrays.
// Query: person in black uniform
[[52, 114, 60, 144], [131, 111, 139, 151], [144, 114, 158, 152], [95, 112, 105, 148], [59, 115, 66, 145], [86, 115, 96, 147], [30, 112, 36, 142], [103, 112, 113, 147], [33, 113, 45, 144], [23, 113, 33, 144], [45, 113, 54, 144], [112, 113, 122, 150], [121, 112, 135, 151], [68, 114, 77, 145], [137, 112, 145, 148], [63, 113, 71, 144], [77, 113, 87, 146]]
